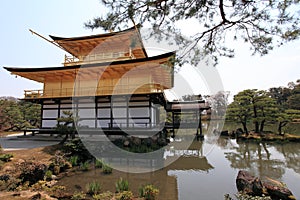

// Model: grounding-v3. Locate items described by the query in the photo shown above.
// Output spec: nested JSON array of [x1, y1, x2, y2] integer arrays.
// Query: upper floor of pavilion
[[49, 25, 148, 66]]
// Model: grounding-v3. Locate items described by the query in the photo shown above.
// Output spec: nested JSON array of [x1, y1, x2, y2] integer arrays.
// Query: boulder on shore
[[236, 170, 295, 200], [236, 170, 263, 196], [263, 178, 296, 200]]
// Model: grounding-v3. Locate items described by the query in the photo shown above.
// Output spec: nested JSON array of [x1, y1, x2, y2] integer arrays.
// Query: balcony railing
[[24, 90, 43, 99], [24, 84, 165, 99], [64, 51, 134, 66]]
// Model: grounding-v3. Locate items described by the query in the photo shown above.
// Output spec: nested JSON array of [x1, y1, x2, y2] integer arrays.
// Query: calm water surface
[[60, 136, 300, 200]]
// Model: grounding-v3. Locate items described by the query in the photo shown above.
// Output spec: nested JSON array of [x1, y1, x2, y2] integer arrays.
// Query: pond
[[59, 134, 300, 200]]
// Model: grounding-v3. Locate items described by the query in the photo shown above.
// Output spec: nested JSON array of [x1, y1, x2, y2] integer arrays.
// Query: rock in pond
[[236, 170, 263, 196], [236, 170, 296, 200]]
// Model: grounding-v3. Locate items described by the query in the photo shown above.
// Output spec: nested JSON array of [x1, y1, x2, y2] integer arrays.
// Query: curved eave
[[49, 25, 140, 41], [4, 52, 175, 84], [4, 52, 175, 73]]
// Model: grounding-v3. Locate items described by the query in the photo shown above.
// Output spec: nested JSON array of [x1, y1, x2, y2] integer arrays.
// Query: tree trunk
[[278, 121, 288, 136], [59, 133, 69, 145], [253, 105, 260, 133], [254, 121, 259, 133], [278, 122, 283, 135], [259, 120, 265, 133], [242, 122, 248, 135]]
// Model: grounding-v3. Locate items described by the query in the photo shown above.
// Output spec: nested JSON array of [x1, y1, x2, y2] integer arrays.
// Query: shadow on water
[[59, 135, 300, 200]]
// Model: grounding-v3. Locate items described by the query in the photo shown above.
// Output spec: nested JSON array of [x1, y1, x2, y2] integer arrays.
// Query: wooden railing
[[24, 90, 43, 99], [64, 51, 134, 66], [24, 84, 165, 99]]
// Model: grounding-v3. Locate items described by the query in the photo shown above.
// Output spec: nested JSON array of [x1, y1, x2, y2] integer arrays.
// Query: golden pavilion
[[4, 26, 209, 137]]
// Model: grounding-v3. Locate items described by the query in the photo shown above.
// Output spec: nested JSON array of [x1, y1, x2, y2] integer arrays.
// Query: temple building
[[4, 26, 209, 137]]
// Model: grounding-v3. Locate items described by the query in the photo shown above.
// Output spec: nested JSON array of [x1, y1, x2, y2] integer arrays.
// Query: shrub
[[71, 191, 87, 200], [53, 165, 60, 175], [0, 154, 13, 162], [116, 177, 129, 193], [0, 177, 21, 191], [80, 161, 90, 171], [102, 164, 112, 174], [92, 191, 113, 200], [17, 160, 47, 185], [95, 159, 103, 168], [63, 138, 93, 162], [44, 170, 53, 181], [69, 155, 79, 166], [51, 151, 67, 167], [115, 190, 134, 200], [86, 181, 101, 195], [63, 161, 73, 170], [139, 184, 159, 200], [49, 151, 72, 173]]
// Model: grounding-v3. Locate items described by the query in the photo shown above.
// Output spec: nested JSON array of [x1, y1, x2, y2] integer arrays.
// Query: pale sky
[[1, 0, 299, 102]]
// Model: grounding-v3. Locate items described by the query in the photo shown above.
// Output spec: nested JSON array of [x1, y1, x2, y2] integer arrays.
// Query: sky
[[0, 0, 299, 102]]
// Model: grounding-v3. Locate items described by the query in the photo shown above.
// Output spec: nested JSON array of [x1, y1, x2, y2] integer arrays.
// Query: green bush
[[102, 164, 112, 174], [116, 177, 129, 193], [95, 159, 103, 168], [0, 154, 13, 162], [44, 170, 53, 181], [139, 184, 159, 200], [63, 138, 93, 162], [115, 190, 134, 200], [86, 181, 101, 195], [80, 161, 90, 171], [69, 156, 79, 166]]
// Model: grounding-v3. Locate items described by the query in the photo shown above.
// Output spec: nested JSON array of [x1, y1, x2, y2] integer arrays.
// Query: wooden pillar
[[197, 109, 204, 140], [149, 97, 152, 128], [40, 101, 44, 128], [126, 95, 129, 128], [95, 97, 98, 128], [75, 98, 79, 129], [56, 99, 61, 136], [110, 96, 113, 129], [196, 110, 199, 136], [199, 110, 202, 137], [172, 111, 175, 138]]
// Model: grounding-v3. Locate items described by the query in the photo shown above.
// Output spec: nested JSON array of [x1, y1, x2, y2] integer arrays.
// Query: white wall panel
[[43, 110, 58, 118], [42, 120, 57, 128]]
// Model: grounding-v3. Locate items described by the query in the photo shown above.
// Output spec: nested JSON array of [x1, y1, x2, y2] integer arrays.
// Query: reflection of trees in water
[[216, 137, 236, 149], [222, 139, 285, 180], [274, 143, 300, 174]]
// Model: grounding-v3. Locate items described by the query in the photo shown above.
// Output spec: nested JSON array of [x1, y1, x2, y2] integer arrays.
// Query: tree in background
[[268, 86, 291, 108], [86, 0, 300, 65], [286, 80, 300, 110], [0, 97, 41, 132], [277, 109, 300, 135], [205, 91, 229, 118], [268, 80, 300, 135], [19, 101, 41, 128], [226, 89, 277, 134], [0, 99, 24, 131], [226, 91, 252, 134]]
